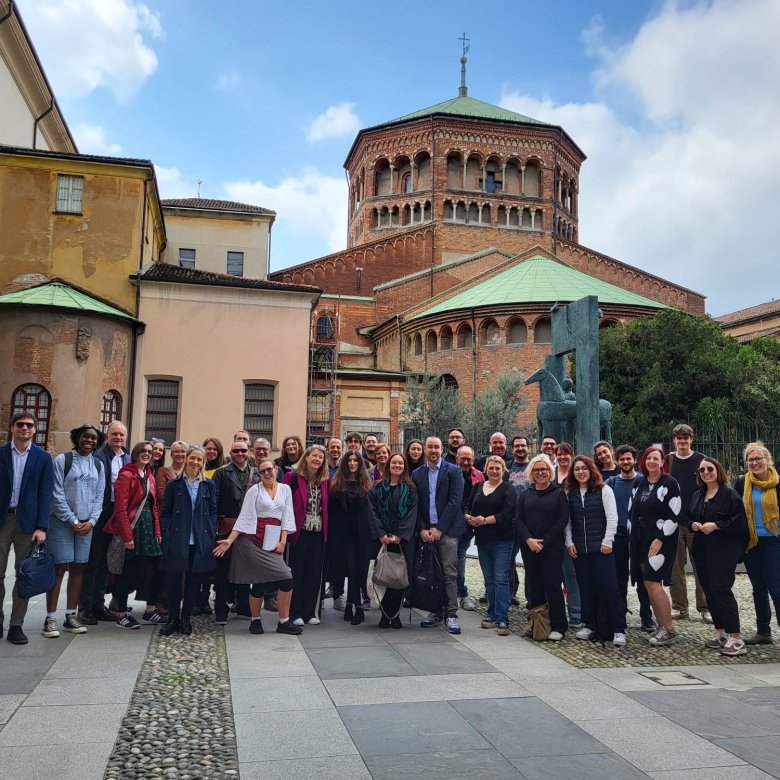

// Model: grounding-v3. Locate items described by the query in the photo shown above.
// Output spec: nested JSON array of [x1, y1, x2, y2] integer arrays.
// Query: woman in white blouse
[[213, 458, 301, 636]]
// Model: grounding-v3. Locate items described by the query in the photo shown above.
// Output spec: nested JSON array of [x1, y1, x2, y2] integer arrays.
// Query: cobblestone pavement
[[464, 562, 780, 668]]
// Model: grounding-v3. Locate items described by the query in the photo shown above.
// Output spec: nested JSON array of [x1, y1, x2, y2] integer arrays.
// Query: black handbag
[[411, 542, 443, 614], [16, 543, 56, 599]]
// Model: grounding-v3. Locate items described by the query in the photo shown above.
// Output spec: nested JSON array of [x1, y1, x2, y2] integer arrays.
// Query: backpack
[[64, 451, 103, 479], [411, 542, 443, 614]]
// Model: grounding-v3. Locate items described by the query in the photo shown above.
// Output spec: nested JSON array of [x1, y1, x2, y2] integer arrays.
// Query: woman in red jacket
[[104, 441, 162, 629]]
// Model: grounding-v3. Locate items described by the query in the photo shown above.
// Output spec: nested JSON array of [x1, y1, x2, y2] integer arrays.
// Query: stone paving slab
[[23, 674, 136, 706], [231, 675, 333, 713], [710, 739, 780, 779], [0, 741, 114, 780], [648, 768, 775, 780], [392, 640, 495, 675], [0, 694, 24, 725], [306, 644, 419, 680], [240, 755, 372, 780], [0, 702, 127, 746], [365, 747, 523, 779], [324, 672, 530, 706], [509, 752, 652, 779]]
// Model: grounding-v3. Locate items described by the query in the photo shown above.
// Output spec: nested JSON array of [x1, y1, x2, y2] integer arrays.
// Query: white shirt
[[10, 443, 31, 509], [110, 452, 124, 501], [235, 483, 296, 535]]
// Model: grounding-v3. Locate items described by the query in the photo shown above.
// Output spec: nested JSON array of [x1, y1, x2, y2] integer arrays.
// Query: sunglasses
[[259, 467, 275, 475], [698, 466, 716, 474], [231, 448, 248, 454], [14, 421, 35, 429]]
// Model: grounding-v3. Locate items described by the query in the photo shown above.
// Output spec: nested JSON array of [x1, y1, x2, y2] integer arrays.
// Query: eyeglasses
[[259, 467, 275, 475], [231, 448, 248, 454], [747, 457, 766, 464], [698, 466, 716, 474], [255, 447, 269, 453], [532, 468, 549, 474], [14, 422, 35, 429]]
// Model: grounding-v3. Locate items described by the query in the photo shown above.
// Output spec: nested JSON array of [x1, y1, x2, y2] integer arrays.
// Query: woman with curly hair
[[276, 435, 304, 475], [565, 455, 625, 646], [629, 446, 682, 647]]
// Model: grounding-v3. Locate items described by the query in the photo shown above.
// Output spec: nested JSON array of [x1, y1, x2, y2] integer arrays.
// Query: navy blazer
[[413, 459, 466, 538], [160, 476, 217, 573], [0, 442, 54, 534]]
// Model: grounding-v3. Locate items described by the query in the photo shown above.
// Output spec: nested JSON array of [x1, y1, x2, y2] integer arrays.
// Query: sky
[[16, 0, 780, 316]]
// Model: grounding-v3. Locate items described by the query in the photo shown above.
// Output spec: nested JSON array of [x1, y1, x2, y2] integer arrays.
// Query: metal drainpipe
[[471, 307, 477, 421], [0, 1, 14, 25], [430, 116, 435, 298], [32, 101, 53, 149]]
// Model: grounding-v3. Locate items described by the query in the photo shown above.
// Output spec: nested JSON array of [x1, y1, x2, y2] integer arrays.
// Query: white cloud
[[17, 0, 162, 101], [154, 165, 196, 199], [216, 71, 242, 92], [225, 167, 346, 253], [502, 0, 780, 316], [305, 102, 360, 142], [72, 123, 122, 155]]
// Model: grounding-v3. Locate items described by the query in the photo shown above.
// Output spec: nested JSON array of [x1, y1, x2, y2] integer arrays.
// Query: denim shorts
[[47, 518, 93, 564]]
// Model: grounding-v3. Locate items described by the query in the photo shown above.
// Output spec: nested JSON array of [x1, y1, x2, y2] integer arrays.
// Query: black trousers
[[79, 514, 110, 612], [214, 552, 249, 614], [289, 530, 325, 621], [166, 546, 205, 625], [112, 553, 159, 611], [378, 541, 408, 617], [613, 533, 652, 622], [691, 538, 742, 633], [522, 543, 568, 634]]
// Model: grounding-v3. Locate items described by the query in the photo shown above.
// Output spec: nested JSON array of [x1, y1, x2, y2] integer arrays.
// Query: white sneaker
[[460, 596, 476, 611], [613, 632, 627, 647], [548, 631, 563, 641], [292, 618, 304, 626], [306, 617, 321, 625], [575, 626, 594, 640], [332, 597, 345, 611], [700, 609, 713, 624]]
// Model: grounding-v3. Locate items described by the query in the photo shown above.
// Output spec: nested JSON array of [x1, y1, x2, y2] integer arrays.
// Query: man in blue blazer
[[413, 436, 465, 634], [0, 412, 54, 644]]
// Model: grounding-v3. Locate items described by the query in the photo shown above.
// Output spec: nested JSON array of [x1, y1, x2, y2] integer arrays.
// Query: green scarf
[[375, 482, 413, 533], [743, 466, 780, 551]]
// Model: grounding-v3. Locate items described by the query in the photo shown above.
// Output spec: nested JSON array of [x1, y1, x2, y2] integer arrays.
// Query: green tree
[[400, 374, 465, 440], [467, 369, 528, 438]]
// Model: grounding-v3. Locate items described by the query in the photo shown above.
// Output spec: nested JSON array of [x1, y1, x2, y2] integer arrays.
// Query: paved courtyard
[[2, 560, 780, 779]]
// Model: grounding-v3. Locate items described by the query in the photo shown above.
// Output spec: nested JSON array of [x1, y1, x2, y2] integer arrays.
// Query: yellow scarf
[[743, 466, 780, 550]]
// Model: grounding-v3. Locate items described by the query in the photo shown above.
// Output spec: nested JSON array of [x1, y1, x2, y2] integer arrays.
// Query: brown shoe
[[744, 633, 773, 645], [265, 598, 279, 612]]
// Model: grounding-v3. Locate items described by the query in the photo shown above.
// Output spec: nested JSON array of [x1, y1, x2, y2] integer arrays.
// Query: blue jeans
[[477, 540, 513, 623], [743, 536, 780, 636], [562, 552, 581, 622], [457, 531, 473, 599]]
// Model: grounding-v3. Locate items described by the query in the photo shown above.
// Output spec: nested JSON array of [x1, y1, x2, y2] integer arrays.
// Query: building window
[[227, 251, 244, 276], [535, 317, 552, 344], [179, 248, 196, 269], [244, 383, 274, 440], [507, 319, 528, 344], [402, 173, 412, 193], [11, 383, 51, 447], [316, 315, 335, 341], [145, 379, 180, 443], [100, 390, 123, 432], [55, 174, 84, 213]]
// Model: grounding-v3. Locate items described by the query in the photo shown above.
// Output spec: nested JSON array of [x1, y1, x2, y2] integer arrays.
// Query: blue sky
[[17, 0, 780, 315]]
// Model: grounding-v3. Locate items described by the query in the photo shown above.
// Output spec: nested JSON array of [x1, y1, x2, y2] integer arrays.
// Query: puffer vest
[[568, 488, 607, 555]]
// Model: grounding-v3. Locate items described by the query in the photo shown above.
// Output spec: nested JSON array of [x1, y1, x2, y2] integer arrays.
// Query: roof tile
[[161, 198, 274, 216]]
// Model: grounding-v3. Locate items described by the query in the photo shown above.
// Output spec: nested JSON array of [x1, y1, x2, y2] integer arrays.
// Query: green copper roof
[[0, 281, 135, 320], [383, 95, 549, 127], [414, 256, 666, 319]]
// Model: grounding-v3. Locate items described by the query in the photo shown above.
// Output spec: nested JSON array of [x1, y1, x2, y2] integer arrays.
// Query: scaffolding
[[306, 313, 337, 445]]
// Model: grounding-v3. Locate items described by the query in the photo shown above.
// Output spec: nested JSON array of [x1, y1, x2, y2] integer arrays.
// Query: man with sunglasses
[[79, 420, 131, 624], [1, 412, 54, 644], [666, 424, 711, 623], [211, 440, 254, 624]]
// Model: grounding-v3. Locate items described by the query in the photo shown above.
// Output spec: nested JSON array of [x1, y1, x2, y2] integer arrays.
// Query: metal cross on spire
[[458, 32, 470, 97]]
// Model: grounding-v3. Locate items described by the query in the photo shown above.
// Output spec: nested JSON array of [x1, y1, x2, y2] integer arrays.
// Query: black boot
[[351, 607, 365, 626], [344, 603, 354, 622]]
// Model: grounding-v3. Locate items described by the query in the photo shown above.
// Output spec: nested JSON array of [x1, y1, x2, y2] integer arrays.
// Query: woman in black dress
[[630, 446, 682, 647], [368, 453, 418, 628], [466, 455, 517, 636], [329, 451, 373, 625]]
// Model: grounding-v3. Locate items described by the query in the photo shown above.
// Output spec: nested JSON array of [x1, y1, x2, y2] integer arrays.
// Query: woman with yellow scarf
[[734, 442, 780, 645]]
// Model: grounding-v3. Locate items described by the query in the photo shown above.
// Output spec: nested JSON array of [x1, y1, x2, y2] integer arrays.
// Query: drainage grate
[[639, 670, 709, 686]]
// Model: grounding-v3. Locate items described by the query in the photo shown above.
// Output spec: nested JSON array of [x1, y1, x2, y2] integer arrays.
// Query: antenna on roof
[[197, 179, 202, 198], [458, 32, 470, 97]]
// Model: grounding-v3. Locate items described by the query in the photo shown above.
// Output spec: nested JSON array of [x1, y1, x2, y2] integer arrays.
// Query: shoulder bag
[[107, 476, 150, 575], [16, 543, 56, 599]]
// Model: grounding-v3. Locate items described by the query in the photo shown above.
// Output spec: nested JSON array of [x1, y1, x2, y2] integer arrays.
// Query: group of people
[[1, 413, 778, 656]]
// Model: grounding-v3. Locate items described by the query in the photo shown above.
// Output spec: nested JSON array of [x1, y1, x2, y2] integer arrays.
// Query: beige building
[[162, 198, 274, 280], [0, 0, 75, 152], [716, 299, 780, 343]]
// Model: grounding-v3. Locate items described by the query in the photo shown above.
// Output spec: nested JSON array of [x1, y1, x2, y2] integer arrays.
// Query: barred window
[[244, 383, 274, 440], [11, 383, 50, 447], [316, 315, 335, 341], [55, 174, 84, 213], [145, 379, 179, 443], [100, 390, 123, 432]]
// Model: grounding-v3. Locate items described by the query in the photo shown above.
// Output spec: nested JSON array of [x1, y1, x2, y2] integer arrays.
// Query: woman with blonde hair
[[515, 455, 569, 640], [734, 442, 780, 646], [156, 440, 187, 498], [284, 444, 330, 625]]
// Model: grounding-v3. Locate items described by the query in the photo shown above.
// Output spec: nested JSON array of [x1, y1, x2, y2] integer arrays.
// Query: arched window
[[440, 326, 453, 351], [405, 335, 412, 356], [426, 330, 437, 353], [100, 390, 123, 433], [11, 383, 51, 447], [507, 319, 528, 344], [456, 323, 473, 349], [316, 315, 335, 341], [414, 333, 423, 356], [535, 317, 552, 344], [440, 374, 458, 391], [402, 172, 412, 193], [479, 319, 500, 345]]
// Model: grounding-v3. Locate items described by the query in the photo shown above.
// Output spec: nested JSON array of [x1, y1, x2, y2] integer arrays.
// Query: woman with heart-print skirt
[[629, 445, 682, 646]]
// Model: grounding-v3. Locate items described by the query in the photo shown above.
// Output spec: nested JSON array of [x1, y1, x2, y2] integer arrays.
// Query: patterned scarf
[[375, 482, 414, 533], [743, 466, 780, 550]]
